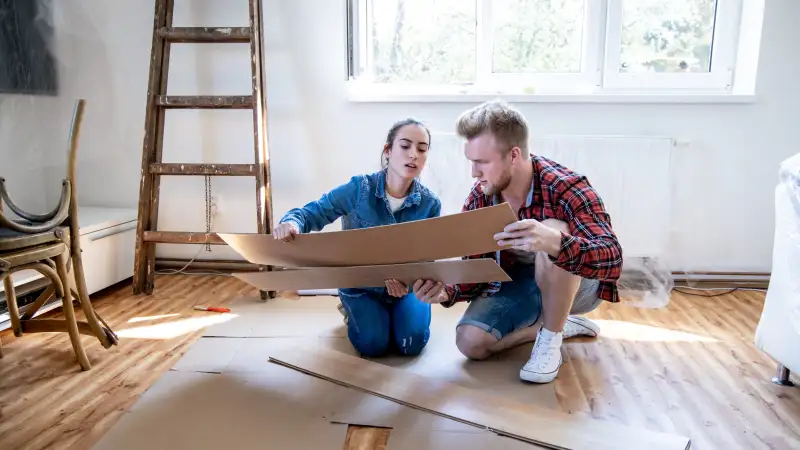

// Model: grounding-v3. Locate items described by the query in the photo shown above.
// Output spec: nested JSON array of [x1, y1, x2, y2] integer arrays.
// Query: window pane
[[367, 0, 476, 84], [492, 0, 585, 73], [620, 0, 717, 73]]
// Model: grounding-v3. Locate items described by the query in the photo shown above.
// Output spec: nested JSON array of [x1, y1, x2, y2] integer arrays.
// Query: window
[[346, 0, 752, 98]]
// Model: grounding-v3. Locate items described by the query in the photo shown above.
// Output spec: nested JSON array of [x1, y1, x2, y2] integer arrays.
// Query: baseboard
[[155, 258, 265, 272], [672, 271, 770, 289]]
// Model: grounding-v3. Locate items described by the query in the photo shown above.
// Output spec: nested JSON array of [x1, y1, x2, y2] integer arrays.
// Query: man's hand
[[385, 279, 408, 297], [412, 280, 449, 304], [273, 222, 300, 242], [494, 219, 563, 258]]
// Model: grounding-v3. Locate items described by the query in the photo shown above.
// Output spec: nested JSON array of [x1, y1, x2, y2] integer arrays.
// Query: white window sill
[[345, 82, 757, 104]]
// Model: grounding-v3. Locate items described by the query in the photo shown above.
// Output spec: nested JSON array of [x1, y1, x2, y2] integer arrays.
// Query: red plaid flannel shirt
[[443, 155, 623, 306]]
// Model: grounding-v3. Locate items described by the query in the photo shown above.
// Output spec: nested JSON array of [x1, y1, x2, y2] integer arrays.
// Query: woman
[[273, 118, 442, 357]]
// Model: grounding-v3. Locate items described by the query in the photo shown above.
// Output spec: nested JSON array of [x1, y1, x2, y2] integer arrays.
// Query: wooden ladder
[[132, 0, 273, 297]]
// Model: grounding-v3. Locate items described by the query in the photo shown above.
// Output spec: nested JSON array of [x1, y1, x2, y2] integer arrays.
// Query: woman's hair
[[382, 118, 431, 169]]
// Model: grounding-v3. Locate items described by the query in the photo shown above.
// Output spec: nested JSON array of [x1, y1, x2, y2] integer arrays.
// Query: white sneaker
[[562, 316, 600, 340], [519, 328, 563, 383]]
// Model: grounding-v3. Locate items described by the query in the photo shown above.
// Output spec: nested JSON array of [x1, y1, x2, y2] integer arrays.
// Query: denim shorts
[[457, 271, 602, 340]]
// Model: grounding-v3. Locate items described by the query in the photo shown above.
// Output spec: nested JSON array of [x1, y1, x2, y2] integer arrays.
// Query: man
[[412, 99, 623, 384]]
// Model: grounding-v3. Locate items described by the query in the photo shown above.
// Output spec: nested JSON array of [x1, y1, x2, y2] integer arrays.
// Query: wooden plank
[[157, 26, 250, 42], [143, 0, 176, 295], [133, 0, 173, 295], [218, 203, 517, 268], [155, 95, 253, 109], [385, 429, 545, 450], [143, 231, 225, 245], [149, 163, 258, 176], [21, 319, 96, 337], [344, 426, 391, 450], [233, 259, 510, 291], [249, 0, 271, 236], [268, 345, 692, 450]]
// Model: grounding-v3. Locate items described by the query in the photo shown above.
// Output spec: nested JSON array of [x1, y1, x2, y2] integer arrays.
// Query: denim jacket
[[279, 170, 441, 297], [280, 170, 441, 233]]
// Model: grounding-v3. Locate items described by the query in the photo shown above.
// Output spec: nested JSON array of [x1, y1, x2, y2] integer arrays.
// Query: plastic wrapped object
[[616, 256, 674, 309], [775, 152, 800, 335], [754, 152, 800, 372]]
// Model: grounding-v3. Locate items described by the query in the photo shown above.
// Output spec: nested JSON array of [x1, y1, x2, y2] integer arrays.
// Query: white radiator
[[420, 133, 674, 259]]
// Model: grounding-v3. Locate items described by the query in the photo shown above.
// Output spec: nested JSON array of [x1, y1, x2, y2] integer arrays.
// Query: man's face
[[464, 132, 513, 196]]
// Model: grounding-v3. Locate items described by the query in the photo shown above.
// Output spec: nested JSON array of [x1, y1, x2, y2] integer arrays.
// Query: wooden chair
[[0, 99, 118, 370]]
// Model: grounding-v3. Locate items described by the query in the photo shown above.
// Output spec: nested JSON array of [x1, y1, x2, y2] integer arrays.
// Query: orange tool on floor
[[193, 305, 231, 313]]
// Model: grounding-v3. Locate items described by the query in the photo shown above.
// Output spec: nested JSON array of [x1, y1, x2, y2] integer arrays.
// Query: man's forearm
[[442, 281, 500, 307]]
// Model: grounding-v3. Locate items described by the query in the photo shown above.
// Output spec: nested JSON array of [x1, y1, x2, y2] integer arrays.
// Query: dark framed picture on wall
[[0, 0, 58, 95]]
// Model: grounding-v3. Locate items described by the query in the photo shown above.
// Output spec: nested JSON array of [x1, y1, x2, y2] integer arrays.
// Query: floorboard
[[0, 275, 798, 450]]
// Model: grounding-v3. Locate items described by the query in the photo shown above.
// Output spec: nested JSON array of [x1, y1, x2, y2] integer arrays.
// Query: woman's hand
[[273, 222, 300, 242], [412, 280, 449, 304], [385, 279, 408, 297]]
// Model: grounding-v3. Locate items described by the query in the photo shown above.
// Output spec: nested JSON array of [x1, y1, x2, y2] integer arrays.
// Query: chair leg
[[63, 235, 117, 348], [772, 364, 795, 387], [55, 252, 91, 371], [2, 275, 23, 337], [0, 333, 4, 358], [66, 271, 117, 348]]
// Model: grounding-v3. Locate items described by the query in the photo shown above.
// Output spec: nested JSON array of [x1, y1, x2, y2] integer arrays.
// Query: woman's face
[[385, 124, 430, 179]]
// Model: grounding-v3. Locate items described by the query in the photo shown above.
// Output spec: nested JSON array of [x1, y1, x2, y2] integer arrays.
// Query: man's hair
[[455, 99, 529, 153]]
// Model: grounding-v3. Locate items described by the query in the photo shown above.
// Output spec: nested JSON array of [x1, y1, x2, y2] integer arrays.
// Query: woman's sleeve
[[429, 198, 442, 218], [279, 176, 363, 233]]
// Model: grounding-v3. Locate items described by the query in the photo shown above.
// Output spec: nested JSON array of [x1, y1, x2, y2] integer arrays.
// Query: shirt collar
[[375, 170, 422, 206]]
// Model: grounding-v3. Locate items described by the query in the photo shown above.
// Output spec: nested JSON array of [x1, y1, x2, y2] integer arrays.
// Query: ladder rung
[[156, 95, 253, 109], [158, 27, 251, 43], [143, 232, 226, 245], [149, 163, 258, 176]]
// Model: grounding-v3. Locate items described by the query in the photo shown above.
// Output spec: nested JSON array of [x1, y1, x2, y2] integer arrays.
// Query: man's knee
[[455, 325, 496, 360], [541, 218, 569, 233], [536, 219, 580, 286]]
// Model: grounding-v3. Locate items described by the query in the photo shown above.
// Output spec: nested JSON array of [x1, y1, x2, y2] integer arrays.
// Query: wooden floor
[[0, 275, 798, 450]]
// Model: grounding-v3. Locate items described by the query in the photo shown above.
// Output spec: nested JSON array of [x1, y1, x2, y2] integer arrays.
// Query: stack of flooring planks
[[219, 203, 519, 291], [269, 344, 693, 450], [92, 293, 691, 450]]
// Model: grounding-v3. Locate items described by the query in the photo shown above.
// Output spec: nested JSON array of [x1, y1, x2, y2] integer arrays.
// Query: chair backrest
[[0, 99, 85, 234]]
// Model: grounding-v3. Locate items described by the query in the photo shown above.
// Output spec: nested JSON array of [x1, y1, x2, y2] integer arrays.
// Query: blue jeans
[[457, 268, 602, 340], [338, 288, 431, 357]]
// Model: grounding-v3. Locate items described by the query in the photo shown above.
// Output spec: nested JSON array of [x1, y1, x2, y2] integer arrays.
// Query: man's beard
[[482, 170, 512, 196]]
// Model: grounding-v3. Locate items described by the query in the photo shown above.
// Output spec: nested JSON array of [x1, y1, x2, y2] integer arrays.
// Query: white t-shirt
[[386, 194, 406, 212]]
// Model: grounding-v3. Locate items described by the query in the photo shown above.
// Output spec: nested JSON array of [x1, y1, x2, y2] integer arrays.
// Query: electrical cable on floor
[[672, 286, 768, 297], [153, 236, 232, 277]]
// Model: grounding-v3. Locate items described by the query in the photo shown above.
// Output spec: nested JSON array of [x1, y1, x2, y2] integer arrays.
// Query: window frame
[[346, 0, 752, 99], [601, 0, 742, 92], [476, 0, 605, 93]]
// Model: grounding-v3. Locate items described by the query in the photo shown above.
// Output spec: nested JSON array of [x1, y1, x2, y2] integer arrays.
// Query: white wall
[[2, 0, 797, 272], [1, 0, 150, 215]]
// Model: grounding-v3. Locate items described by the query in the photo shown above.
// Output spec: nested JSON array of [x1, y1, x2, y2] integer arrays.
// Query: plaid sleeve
[[551, 179, 623, 281], [441, 187, 500, 308]]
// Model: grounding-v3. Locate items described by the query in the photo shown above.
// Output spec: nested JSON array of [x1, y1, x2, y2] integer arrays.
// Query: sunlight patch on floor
[[128, 313, 181, 323], [593, 319, 718, 343], [117, 314, 237, 339]]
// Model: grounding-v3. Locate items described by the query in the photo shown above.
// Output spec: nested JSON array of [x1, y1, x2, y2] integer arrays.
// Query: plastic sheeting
[[616, 256, 673, 309], [776, 152, 800, 335]]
